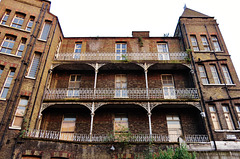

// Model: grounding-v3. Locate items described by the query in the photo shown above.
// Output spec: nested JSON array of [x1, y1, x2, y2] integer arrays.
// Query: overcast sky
[[49, 0, 240, 78]]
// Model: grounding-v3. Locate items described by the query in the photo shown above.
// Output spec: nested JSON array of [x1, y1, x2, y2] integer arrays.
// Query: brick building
[[0, 0, 239, 158]]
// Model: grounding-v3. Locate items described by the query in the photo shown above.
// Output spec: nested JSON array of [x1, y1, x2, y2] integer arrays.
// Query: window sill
[[193, 50, 225, 53], [203, 84, 236, 86], [0, 24, 31, 33], [0, 52, 22, 58], [38, 38, 47, 42], [9, 126, 21, 130], [0, 98, 6, 101], [215, 130, 240, 133], [25, 76, 36, 80]]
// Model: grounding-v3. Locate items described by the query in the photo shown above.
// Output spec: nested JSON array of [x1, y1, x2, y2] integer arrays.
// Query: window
[[11, 97, 28, 128], [236, 106, 240, 121], [1, 10, 10, 25], [11, 13, 25, 29], [210, 65, 221, 84], [0, 35, 16, 54], [190, 35, 199, 51], [60, 114, 76, 141], [221, 65, 233, 84], [68, 74, 81, 97], [222, 106, 234, 130], [0, 69, 15, 99], [17, 38, 26, 56], [209, 106, 221, 130], [39, 21, 51, 40], [201, 35, 210, 51], [162, 74, 176, 99], [26, 16, 34, 31], [166, 115, 182, 142], [211, 35, 221, 51], [157, 43, 170, 60], [115, 43, 127, 60], [27, 52, 41, 78], [198, 65, 209, 84], [73, 43, 82, 59], [114, 113, 128, 134], [0, 65, 4, 78], [115, 74, 127, 98]]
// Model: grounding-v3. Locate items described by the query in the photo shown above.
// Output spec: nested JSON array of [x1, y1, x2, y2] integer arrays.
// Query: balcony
[[44, 88, 199, 100], [25, 129, 209, 143], [54, 52, 188, 61]]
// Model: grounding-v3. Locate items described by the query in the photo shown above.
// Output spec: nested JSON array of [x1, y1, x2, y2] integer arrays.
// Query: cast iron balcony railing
[[44, 88, 199, 100], [54, 52, 188, 61], [24, 129, 209, 143]]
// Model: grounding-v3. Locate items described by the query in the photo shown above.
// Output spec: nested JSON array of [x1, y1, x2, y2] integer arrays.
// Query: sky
[[49, 0, 240, 78]]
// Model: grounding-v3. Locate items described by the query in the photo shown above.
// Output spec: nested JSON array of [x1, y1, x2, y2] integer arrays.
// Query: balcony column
[[144, 63, 149, 97], [90, 102, 95, 141], [147, 103, 152, 135], [93, 63, 99, 97]]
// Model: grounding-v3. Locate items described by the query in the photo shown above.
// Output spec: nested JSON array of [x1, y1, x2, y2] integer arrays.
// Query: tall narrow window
[[222, 106, 234, 130], [211, 35, 221, 51], [39, 21, 51, 40], [115, 43, 127, 60], [236, 106, 240, 121], [221, 65, 233, 84], [0, 35, 16, 54], [157, 43, 170, 60], [0, 65, 4, 78], [26, 16, 34, 31], [0, 69, 15, 99], [11, 13, 25, 29], [60, 114, 76, 141], [11, 97, 28, 128], [209, 106, 221, 130], [201, 35, 210, 51], [162, 74, 176, 99], [1, 10, 11, 25], [68, 74, 81, 97], [210, 65, 221, 84], [166, 115, 182, 142], [27, 52, 41, 78], [190, 35, 199, 51], [198, 65, 209, 84], [115, 74, 127, 98], [114, 113, 128, 135], [73, 43, 82, 59], [17, 38, 26, 56]]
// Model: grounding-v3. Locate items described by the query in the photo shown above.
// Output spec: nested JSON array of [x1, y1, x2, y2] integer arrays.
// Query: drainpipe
[[181, 22, 217, 150]]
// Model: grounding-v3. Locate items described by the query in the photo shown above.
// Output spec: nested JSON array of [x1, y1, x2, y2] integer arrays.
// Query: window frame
[[26, 16, 34, 31], [11, 12, 25, 29], [209, 105, 221, 130], [190, 35, 199, 51], [1, 10, 11, 25], [115, 74, 128, 98], [201, 35, 210, 51], [210, 65, 221, 84], [114, 113, 129, 134], [60, 114, 76, 141], [39, 21, 51, 41], [198, 65, 209, 84], [157, 43, 170, 60], [27, 52, 41, 78], [161, 74, 176, 99], [0, 35, 16, 54], [16, 38, 26, 56], [67, 74, 81, 97], [115, 43, 127, 60], [166, 114, 182, 142], [221, 65, 233, 84], [73, 42, 82, 59], [211, 35, 221, 52], [0, 68, 15, 99], [222, 105, 235, 130], [0, 65, 4, 78]]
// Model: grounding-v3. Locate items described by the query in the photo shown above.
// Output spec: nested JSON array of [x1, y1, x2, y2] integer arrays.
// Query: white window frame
[[11, 13, 25, 29], [201, 35, 210, 51], [16, 39, 26, 56], [0, 65, 4, 78], [157, 43, 170, 60], [67, 74, 81, 97], [211, 35, 221, 51], [166, 115, 182, 142], [26, 16, 34, 31], [115, 43, 127, 60], [210, 65, 221, 84], [209, 106, 221, 130], [73, 43, 82, 59], [162, 74, 176, 99], [1, 10, 10, 25], [27, 52, 41, 78], [39, 21, 51, 41], [115, 74, 128, 98], [0, 69, 15, 99], [11, 97, 28, 129], [60, 114, 76, 141], [0, 35, 16, 54], [221, 65, 233, 84], [222, 106, 235, 130], [190, 35, 199, 51], [198, 65, 209, 84], [236, 106, 240, 121]]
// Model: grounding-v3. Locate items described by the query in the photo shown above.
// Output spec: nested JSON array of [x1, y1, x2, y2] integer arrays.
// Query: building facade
[[0, 0, 239, 158]]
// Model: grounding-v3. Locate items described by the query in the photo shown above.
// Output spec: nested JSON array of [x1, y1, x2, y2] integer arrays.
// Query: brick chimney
[[132, 31, 149, 37]]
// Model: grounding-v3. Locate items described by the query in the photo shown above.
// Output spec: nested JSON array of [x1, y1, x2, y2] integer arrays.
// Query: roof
[[181, 8, 212, 18]]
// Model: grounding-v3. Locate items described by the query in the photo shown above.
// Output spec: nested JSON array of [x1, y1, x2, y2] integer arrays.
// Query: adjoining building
[[0, 0, 239, 158]]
